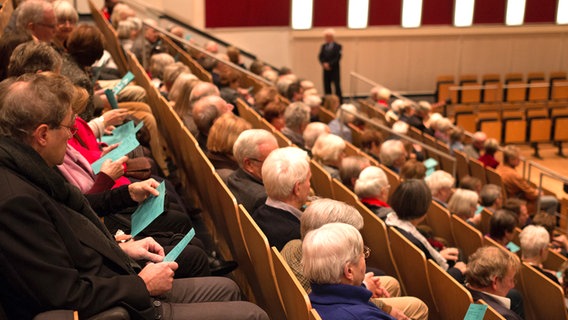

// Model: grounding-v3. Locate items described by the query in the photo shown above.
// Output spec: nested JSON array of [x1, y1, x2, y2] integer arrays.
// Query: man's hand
[[323, 62, 330, 70], [138, 261, 178, 296], [100, 156, 128, 180], [363, 273, 390, 298], [119, 237, 164, 262], [128, 178, 160, 203]]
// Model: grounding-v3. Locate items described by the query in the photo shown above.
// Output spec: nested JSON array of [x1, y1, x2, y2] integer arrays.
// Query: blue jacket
[[310, 283, 395, 320]]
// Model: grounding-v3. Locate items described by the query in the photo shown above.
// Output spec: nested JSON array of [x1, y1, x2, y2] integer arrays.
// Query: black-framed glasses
[[363, 245, 371, 259]]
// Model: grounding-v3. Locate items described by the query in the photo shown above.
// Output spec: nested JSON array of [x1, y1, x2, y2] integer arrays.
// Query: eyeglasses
[[60, 123, 78, 135], [363, 245, 371, 259]]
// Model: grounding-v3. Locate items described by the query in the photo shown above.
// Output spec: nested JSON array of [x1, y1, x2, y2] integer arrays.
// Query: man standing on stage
[[318, 28, 342, 103]]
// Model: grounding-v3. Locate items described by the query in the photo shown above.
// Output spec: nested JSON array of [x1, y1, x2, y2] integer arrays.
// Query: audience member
[[479, 138, 500, 169], [370, 86, 391, 111], [253, 86, 278, 115], [205, 113, 251, 179], [311, 133, 346, 180], [448, 188, 481, 227], [519, 225, 560, 284], [425, 170, 454, 208], [328, 103, 357, 142], [303, 223, 395, 320], [399, 159, 426, 180], [464, 131, 487, 159], [433, 117, 452, 143], [303, 122, 330, 155], [15, 0, 56, 43], [340, 156, 371, 191], [227, 129, 279, 214], [379, 139, 407, 174], [0, 73, 268, 320], [263, 101, 287, 131], [459, 175, 482, 195], [360, 128, 383, 162], [386, 179, 466, 282], [304, 94, 322, 122], [489, 209, 518, 247], [449, 126, 465, 155], [252, 147, 311, 250], [131, 19, 163, 68], [322, 94, 340, 113], [355, 166, 393, 220], [281, 199, 428, 320], [466, 247, 522, 320], [480, 184, 503, 213], [502, 198, 530, 228], [281, 102, 311, 147], [407, 101, 433, 135], [497, 145, 558, 215], [192, 95, 232, 150], [52, 0, 78, 51]]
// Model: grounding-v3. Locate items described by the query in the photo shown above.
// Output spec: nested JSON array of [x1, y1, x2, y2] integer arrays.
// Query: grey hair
[[149, 53, 175, 81], [0, 73, 74, 141], [302, 223, 363, 285], [284, 102, 310, 131], [448, 188, 479, 219], [16, 0, 52, 30], [354, 166, 389, 199], [233, 129, 277, 167], [53, 0, 78, 24], [262, 147, 310, 201], [303, 122, 330, 150], [189, 81, 220, 106], [480, 184, 501, 207], [301, 199, 363, 238], [379, 139, 404, 166], [519, 225, 550, 259]]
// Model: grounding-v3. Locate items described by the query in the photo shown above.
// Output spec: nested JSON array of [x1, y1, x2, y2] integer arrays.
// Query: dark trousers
[[323, 67, 342, 103]]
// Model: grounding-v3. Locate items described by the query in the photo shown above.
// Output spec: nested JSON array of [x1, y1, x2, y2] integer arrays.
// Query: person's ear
[[343, 262, 354, 281], [32, 124, 50, 147]]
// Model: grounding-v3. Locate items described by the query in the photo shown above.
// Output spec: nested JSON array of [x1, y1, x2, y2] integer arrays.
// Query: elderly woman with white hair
[[448, 188, 481, 227], [52, 0, 78, 50], [312, 133, 346, 180], [519, 225, 560, 285], [425, 170, 455, 208], [303, 122, 330, 154], [303, 223, 397, 320], [355, 166, 393, 220], [328, 103, 358, 142]]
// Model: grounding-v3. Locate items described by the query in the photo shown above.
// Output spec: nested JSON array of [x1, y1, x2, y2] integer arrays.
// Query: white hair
[[284, 102, 311, 130], [301, 199, 364, 238], [425, 170, 455, 196], [519, 225, 550, 259], [379, 139, 404, 166], [303, 95, 322, 108], [303, 122, 330, 150], [354, 166, 389, 199], [312, 134, 346, 164], [262, 147, 310, 201], [302, 223, 363, 285], [448, 188, 479, 219], [391, 121, 409, 135], [336, 103, 357, 124], [233, 129, 277, 167]]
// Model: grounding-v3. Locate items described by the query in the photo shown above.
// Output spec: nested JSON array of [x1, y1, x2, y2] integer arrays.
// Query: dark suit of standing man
[[318, 29, 342, 103]]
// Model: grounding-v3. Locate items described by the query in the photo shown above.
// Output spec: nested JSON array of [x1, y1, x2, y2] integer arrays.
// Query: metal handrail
[[526, 161, 568, 214], [349, 71, 414, 103], [141, 22, 273, 87], [339, 105, 457, 178]]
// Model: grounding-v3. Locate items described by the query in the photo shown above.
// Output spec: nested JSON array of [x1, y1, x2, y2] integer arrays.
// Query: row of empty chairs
[[437, 72, 568, 104]]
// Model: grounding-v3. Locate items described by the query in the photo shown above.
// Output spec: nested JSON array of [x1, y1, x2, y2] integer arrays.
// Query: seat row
[[436, 72, 568, 104]]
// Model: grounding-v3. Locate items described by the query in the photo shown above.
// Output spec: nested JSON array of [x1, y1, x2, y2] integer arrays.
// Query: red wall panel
[[524, 0, 556, 23], [313, 0, 348, 27], [473, 0, 506, 24], [369, 0, 402, 26], [422, 0, 453, 25], [205, 0, 290, 28]]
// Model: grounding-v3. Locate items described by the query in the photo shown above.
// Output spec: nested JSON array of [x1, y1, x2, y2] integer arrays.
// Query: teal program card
[[164, 228, 196, 262], [130, 182, 166, 237], [464, 304, 487, 320], [91, 134, 140, 174]]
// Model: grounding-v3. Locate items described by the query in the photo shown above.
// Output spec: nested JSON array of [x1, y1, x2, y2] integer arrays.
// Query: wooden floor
[[516, 143, 568, 200]]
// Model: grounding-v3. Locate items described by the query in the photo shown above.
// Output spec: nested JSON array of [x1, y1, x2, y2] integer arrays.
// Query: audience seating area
[[3, 0, 568, 317]]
